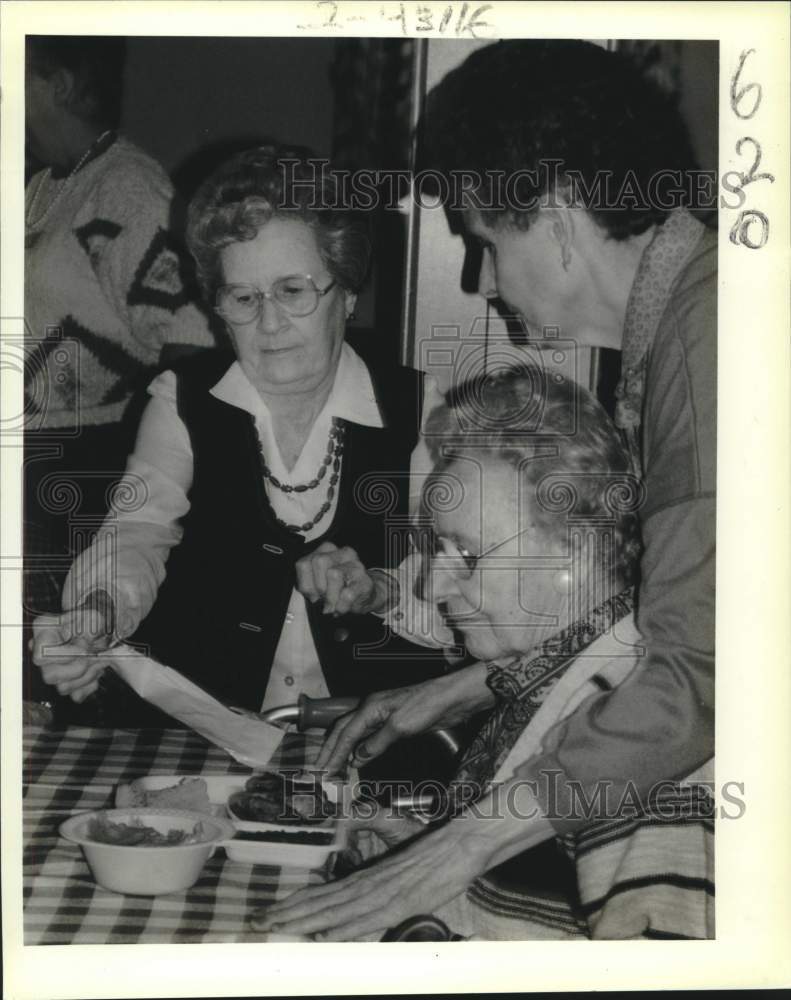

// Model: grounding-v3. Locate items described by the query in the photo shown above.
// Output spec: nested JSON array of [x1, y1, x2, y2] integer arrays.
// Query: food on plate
[[244, 770, 326, 795], [229, 792, 288, 824], [87, 814, 206, 847], [243, 773, 284, 797], [234, 829, 334, 845], [228, 791, 335, 826], [115, 777, 212, 813], [229, 771, 339, 826]]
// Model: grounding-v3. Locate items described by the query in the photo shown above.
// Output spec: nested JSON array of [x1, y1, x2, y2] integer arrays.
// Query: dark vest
[[131, 350, 448, 711]]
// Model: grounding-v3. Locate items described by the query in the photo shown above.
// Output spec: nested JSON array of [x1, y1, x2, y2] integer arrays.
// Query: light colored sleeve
[[90, 160, 216, 360], [62, 370, 194, 637]]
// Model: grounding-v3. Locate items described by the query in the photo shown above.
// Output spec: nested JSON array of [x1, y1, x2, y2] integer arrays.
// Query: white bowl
[[59, 808, 235, 896], [113, 772, 351, 869]]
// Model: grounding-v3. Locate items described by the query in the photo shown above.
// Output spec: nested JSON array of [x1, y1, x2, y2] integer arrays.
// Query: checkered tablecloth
[[23, 725, 327, 944]]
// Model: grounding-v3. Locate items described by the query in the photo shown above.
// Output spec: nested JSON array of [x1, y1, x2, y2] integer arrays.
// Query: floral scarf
[[614, 208, 706, 475], [450, 588, 635, 807]]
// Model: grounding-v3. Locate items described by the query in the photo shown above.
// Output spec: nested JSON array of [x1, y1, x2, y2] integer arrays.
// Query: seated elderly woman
[[295, 41, 715, 821], [32, 144, 446, 725], [257, 367, 714, 941]]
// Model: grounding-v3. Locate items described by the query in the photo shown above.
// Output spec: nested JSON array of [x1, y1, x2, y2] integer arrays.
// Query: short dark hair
[[185, 143, 371, 302], [26, 35, 127, 128], [420, 39, 697, 240], [422, 366, 643, 588]]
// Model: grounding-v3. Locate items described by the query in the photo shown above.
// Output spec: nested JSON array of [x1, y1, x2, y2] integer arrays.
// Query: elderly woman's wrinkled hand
[[316, 664, 494, 776], [348, 800, 428, 850], [32, 609, 113, 702], [295, 541, 392, 616], [250, 823, 487, 941]]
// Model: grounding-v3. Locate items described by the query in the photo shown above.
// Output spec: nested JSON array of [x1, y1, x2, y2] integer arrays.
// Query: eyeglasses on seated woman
[[258, 366, 712, 941]]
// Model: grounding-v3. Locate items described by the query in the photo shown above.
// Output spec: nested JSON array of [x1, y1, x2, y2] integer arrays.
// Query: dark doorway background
[[120, 36, 416, 369]]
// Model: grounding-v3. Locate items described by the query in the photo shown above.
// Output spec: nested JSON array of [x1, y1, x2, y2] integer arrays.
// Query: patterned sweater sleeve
[[83, 150, 216, 362]]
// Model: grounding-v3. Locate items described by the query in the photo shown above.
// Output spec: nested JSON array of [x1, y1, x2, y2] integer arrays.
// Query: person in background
[[24, 34, 217, 717], [31, 144, 448, 732], [281, 39, 715, 937], [24, 35, 217, 533]]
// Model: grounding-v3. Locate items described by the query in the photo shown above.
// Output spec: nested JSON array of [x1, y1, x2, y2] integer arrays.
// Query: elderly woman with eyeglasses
[[32, 144, 447, 720], [256, 368, 713, 941], [272, 39, 716, 939]]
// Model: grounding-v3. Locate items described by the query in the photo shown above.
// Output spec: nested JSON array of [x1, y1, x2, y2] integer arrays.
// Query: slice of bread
[[115, 781, 147, 808], [115, 777, 212, 813]]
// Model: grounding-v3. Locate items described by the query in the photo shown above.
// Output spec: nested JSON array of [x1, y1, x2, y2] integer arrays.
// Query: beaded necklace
[[256, 417, 345, 533], [25, 130, 113, 247]]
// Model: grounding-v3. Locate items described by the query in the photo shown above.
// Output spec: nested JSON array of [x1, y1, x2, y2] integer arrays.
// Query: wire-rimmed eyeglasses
[[409, 526, 535, 582], [215, 274, 337, 323]]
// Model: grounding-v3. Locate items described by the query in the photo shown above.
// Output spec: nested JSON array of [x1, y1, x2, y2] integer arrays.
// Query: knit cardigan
[[24, 135, 216, 430]]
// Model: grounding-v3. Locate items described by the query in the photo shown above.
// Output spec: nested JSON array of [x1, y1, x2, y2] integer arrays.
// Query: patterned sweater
[[24, 135, 216, 430]]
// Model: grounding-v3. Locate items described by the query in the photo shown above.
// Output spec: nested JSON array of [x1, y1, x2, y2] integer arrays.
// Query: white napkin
[[108, 645, 283, 768]]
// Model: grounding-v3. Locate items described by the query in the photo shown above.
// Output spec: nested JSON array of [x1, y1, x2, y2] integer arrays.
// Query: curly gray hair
[[422, 366, 643, 588], [186, 143, 371, 302]]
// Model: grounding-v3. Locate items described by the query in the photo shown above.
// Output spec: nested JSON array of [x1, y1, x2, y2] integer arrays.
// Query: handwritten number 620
[[728, 49, 772, 249]]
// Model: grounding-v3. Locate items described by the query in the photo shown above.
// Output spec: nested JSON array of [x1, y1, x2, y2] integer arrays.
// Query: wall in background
[[119, 36, 370, 319], [121, 36, 336, 177]]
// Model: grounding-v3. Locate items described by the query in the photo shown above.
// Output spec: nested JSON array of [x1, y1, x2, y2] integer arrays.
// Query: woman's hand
[[250, 779, 557, 941], [250, 822, 488, 941], [348, 801, 428, 850], [316, 663, 495, 776], [295, 541, 396, 616], [31, 606, 114, 703]]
